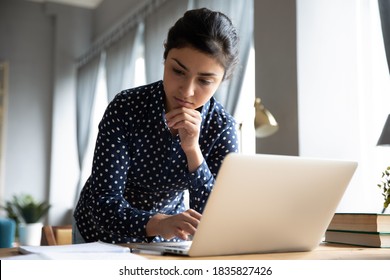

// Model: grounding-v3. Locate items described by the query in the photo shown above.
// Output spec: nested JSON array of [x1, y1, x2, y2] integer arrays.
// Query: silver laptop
[[133, 153, 358, 257]]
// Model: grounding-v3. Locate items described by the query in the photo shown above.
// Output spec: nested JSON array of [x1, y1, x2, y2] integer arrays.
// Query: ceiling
[[26, 0, 103, 9]]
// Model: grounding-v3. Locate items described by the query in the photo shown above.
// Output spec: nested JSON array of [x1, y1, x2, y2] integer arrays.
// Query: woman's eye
[[199, 79, 212, 86], [173, 68, 184, 75]]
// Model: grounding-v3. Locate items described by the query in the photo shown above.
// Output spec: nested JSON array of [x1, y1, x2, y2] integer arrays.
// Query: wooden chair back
[[40, 225, 72, 246]]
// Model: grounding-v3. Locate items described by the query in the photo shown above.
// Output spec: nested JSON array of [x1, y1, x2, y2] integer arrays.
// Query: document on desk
[[19, 241, 130, 254], [1, 241, 147, 260]]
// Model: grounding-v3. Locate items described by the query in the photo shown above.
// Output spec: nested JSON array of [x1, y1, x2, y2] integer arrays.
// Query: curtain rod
[[77, 0, 167, 68]]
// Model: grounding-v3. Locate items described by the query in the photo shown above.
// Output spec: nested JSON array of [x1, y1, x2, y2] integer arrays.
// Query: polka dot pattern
[[74, 80, 238, 243]]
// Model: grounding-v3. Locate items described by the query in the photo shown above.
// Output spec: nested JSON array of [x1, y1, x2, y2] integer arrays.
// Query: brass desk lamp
[[254, 98, 278, 138]]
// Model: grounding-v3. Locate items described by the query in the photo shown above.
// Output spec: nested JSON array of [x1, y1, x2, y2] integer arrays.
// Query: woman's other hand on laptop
[[146, 209, 201, 240]]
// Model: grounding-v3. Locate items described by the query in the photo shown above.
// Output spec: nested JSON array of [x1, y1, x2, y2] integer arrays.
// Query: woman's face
[[163, 47, 225, 112]]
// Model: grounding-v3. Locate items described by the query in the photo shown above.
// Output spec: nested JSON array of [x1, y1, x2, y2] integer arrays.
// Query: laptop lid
[[135, 153, 358, 257]]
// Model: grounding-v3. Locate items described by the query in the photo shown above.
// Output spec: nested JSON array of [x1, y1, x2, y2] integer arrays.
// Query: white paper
[[1, 253, 50, 260], [2, 252, 146, 260], [1, 241, 148, 260], [40, 252, 146, 260], [18, 241, 130, 254]]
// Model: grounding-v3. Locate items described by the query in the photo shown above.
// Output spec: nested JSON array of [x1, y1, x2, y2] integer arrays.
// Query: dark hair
[[163, 8, 239, 80]]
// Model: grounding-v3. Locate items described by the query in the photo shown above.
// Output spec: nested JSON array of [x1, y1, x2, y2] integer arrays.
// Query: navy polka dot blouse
[[74, 80, 238, 243]]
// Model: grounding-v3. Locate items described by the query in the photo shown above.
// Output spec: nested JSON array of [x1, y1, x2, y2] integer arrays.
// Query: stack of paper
[[2, 241, 146, 260]]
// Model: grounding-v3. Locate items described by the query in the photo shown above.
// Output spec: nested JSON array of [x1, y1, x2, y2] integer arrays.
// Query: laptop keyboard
[[162, 241, 192, 249]]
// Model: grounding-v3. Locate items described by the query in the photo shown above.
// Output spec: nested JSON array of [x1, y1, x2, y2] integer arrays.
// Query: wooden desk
[[1, 243, 389, 260]]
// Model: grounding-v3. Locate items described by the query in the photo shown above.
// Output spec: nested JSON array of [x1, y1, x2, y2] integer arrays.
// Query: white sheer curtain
[[355, 0, 390, 211], [192, 0, 254, 116], [105, 23, 144, 102], [297, 0, 390, 212], [75, 54, 101, 202], [144, 0, 190, 83]]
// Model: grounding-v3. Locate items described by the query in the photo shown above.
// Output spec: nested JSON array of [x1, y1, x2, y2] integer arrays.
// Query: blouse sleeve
[[85, 96, 154, 241], [187, 123, 239, 212]]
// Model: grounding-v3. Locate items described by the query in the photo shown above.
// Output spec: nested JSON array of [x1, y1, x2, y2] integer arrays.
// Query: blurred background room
[[0, 0, 389, 230]]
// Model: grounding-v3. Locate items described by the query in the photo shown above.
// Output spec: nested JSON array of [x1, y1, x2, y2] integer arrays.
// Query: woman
[[73, 7, 240, 244]]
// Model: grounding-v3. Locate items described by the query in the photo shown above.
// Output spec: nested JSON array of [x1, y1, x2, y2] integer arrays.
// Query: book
[[324, 230, 390, 248], [327, 213, 390, 233]]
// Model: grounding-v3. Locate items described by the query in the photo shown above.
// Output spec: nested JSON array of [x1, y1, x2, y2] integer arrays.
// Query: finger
[[168, 114, 201, 130], [166, 107, 194, 118], [186, 209, 202, 220], [167, 111, 199, 125], [170, 119, 199, 132], [177, 221, 198, 236], [171, 121, 199, 136], [174, 228, 189, 240], [180, 211, 201, 229], [166, 108, 200, 123]]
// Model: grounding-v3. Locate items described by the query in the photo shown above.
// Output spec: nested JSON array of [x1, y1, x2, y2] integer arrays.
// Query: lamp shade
[[377, 114, 390, 146], [254, 98, 278, 138]]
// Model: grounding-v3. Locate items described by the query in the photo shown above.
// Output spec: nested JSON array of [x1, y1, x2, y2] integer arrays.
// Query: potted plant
[[377, 166, 390, 214], [2, 194, 51, 245]]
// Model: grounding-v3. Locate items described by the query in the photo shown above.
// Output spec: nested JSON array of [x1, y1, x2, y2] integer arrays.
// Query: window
[[297, 0, 390, 212], [81, 45, 148, 185], [234, 45, 256, 154], [80, 57, 108, 186]]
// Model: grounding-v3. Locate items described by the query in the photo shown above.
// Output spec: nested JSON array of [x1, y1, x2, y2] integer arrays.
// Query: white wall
[[0, 0, 92, 225], [297, 0, 390, 213], [254, 0, 299, 156], [92, 0, 142, 41], [0, 0, 54, 205]]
